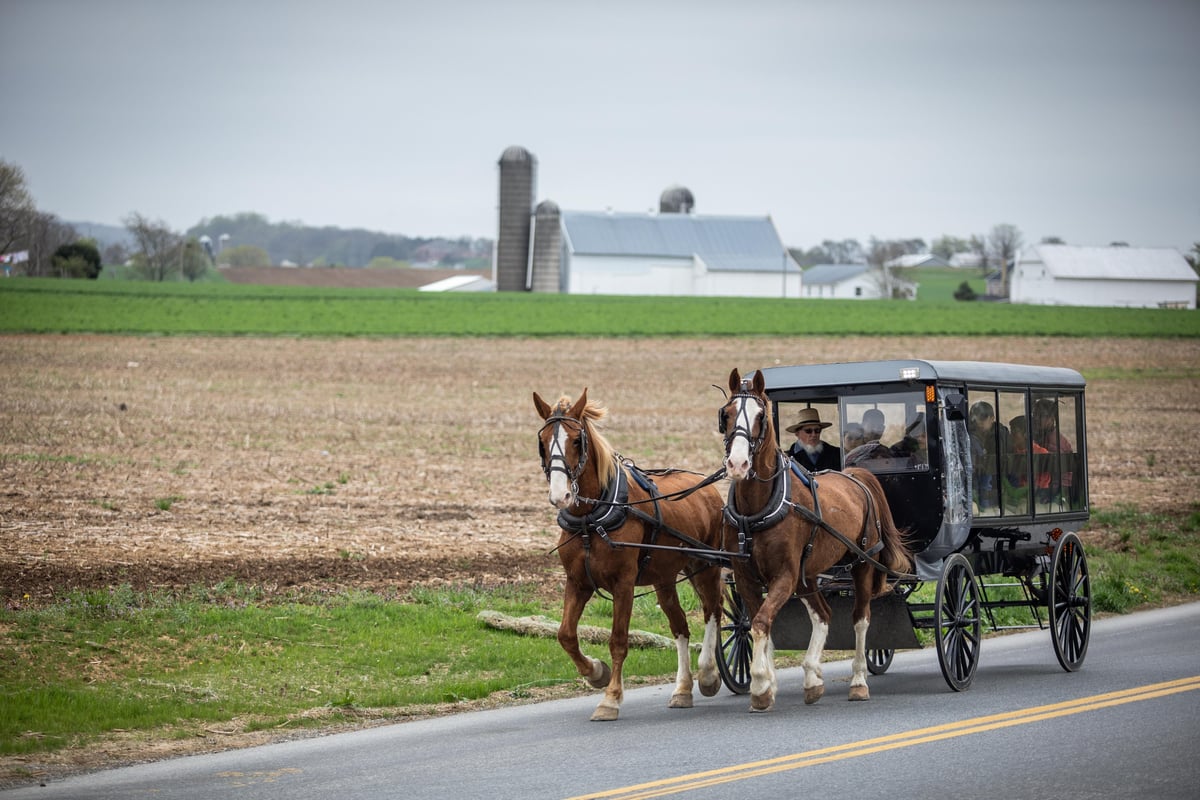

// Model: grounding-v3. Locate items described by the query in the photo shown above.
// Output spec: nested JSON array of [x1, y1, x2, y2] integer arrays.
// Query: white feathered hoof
[[586, 660, 612, 690], [804, 684, 825, 705], [848, 685, 870, 701], [668, 692, 693, 709]]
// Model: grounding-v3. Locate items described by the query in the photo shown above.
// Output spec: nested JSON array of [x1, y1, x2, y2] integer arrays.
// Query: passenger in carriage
[[785, 408, 842, 472], [969, 401, 1010, 510], [841, 422, 865, 453], [1032, 398, 1075, 504], [1008, 415, 1052, 502], [890, 412, 928, 467], [843, 408, 893, 466]]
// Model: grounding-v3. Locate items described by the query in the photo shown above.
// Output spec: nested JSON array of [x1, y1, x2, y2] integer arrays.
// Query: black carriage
[[717, 359, 1092, 693]]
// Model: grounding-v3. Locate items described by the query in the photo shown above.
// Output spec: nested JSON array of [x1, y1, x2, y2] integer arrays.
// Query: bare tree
[[987, 224, 1023, 297], [0, 159, 36, 256], [21, 211, 77, 276], [124, 213, 182, 281]]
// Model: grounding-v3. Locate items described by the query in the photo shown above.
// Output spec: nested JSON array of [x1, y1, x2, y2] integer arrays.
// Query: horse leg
[[690, 567, 723, 698], [799, 592, 832, 705], [557, 580, 610, 693], [590, 583, 634, 722], [749, 579, 790, 712], [848, 566, 874, 702], [655, 583, 694, 709]]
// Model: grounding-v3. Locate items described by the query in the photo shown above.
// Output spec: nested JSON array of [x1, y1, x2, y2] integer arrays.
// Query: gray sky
[[2, 0, 1198, 252]]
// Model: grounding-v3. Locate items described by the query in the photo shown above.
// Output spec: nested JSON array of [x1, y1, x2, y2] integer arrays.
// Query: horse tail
[[850, 468, 914, 595]]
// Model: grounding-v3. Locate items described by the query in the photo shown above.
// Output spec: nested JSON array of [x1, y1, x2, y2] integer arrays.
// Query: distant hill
[[68, 213, 492, 269]]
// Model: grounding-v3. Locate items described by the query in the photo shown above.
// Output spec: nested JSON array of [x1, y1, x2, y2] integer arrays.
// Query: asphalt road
[[7, 603, 1199, 800]]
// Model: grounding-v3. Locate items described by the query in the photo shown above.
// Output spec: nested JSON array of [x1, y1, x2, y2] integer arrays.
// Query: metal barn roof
[[801, 263, 870, 285], [1026, 244, 1197, 282], [560, 211, 796, 273]]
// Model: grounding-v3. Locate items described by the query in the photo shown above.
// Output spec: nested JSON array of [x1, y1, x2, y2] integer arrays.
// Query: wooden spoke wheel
[[1049, 531, 1091, 672], [935, 553, 982, 692], [716, 577, 752, 695], [866, 648, 895, 675]]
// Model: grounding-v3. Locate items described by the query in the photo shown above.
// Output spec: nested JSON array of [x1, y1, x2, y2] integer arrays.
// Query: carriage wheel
[[1049, 531, 1091, 672], [716, 577, 752, 695], [866, 648, 894, 675], [934, 553, 982, 692]]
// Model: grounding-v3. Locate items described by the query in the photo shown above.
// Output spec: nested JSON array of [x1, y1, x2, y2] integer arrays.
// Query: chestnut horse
[[718, 368, 912, 711], [534, 389, 726, 721]]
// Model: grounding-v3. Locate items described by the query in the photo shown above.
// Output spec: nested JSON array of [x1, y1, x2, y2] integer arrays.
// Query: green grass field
[[1, 274, 1196, 337]]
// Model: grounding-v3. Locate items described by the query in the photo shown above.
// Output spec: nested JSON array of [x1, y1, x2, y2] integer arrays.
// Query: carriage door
[[968, 388, 1027, 518]]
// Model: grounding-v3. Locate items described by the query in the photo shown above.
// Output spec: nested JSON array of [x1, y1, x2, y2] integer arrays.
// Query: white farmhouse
[[1011, 244, 1197, 309], [556, 211, 799, 297]]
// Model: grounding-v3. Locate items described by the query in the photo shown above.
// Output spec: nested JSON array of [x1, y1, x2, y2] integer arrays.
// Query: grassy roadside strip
[[2, 503, 1198, 770]]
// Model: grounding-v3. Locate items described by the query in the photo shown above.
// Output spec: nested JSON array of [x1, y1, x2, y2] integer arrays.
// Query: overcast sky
[[3, 0, 1198, 253]]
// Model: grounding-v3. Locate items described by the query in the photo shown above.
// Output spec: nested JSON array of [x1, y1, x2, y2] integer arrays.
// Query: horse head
[[720, 368, 771, 480]]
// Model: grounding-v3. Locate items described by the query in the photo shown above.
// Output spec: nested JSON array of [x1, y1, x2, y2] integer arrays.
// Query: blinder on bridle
[[538, 412, 589, 484]]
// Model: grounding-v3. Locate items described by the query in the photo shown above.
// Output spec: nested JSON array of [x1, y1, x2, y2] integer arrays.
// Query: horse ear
[[728, 368, 741, 393], [533, 392, 552, 420], [752, 370, 765, 395], [568, 388, 588, 419]]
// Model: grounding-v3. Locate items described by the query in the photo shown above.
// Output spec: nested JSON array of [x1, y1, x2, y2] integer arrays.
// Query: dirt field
[[3, 334, 1198, 608]]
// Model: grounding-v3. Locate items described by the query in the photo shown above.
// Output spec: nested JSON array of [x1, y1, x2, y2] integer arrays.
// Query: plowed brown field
[[3, 334, 1198, 607]]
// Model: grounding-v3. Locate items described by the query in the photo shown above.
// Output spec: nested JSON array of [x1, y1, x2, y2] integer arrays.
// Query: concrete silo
[[495, 145, 537, 292], [659, 184, 695, 214], [528, 200, 562, 293]]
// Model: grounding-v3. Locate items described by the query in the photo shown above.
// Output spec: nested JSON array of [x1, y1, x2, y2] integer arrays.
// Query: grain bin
[[495, 145, 537, 292]]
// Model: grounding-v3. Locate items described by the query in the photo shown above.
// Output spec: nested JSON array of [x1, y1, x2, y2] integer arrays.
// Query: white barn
[[556, 211, 801, 298], [1011, 244, 1197, 309], [801, 264, 881, 299]]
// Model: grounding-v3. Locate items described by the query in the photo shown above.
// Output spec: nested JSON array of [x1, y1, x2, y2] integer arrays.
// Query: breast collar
[[723, 451, 792, 535], [557, 461, 629, 533]]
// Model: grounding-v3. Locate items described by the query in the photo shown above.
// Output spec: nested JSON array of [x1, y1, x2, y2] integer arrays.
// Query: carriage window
[[1029, 392, 1084, 514], [968, 389, 1025, 517], [776, 401, 840, 469], [841, 392, 928, 473]]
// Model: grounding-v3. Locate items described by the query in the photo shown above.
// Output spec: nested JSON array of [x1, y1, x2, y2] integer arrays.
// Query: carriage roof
[[760, 359, 1086, 393]]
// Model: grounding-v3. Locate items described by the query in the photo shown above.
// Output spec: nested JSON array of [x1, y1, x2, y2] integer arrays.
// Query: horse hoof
[[750, 693, 775, 712], [699, 677, 721, 698], [804, 685, 825, 705], [587, 661, 612, 690], [668, 693, 693, 709], [848, 685, 870, 702], [590, 705, 620, 722]]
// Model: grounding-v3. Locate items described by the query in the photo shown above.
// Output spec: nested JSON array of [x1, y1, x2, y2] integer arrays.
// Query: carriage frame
[[715, 359, 1093, 694]]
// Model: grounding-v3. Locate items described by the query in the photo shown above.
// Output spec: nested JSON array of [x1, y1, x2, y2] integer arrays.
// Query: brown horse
[[718, 368, 913, 711], [534, 389, 726, 721]]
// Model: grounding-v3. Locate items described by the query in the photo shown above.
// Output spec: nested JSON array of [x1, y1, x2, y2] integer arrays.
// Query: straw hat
[[786, 408, 832, 433]]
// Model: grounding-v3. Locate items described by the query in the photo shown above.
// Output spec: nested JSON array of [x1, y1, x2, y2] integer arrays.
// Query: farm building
[[800, 263, 918, 300], [493, 145, 800, 297], [1010, 244, 1197, 309], [800, 264, 881, 299], [884, 253, 950, 269]]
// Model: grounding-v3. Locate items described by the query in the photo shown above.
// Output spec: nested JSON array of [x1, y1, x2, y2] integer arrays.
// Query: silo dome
[[659, 185, 695, 214]]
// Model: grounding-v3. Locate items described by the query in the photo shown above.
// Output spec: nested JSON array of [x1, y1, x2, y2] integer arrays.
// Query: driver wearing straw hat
[[785, 408, 842, 472]]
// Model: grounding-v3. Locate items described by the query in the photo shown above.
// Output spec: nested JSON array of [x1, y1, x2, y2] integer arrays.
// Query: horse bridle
[[538, 412, 589, 492], [720, 388, 769, 468]]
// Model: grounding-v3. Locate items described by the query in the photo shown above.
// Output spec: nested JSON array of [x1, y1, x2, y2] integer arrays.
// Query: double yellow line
[[568, 676, 1200, 800]]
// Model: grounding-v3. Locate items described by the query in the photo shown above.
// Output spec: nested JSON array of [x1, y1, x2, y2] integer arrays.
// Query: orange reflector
[[926, 384, 936, 403]]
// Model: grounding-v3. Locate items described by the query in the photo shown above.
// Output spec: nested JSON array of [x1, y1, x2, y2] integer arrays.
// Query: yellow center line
[[566, 676, 1200, 800]]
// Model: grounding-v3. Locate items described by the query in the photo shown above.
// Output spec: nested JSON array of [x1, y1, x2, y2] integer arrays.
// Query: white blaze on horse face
[[724, 396, 760, 480], [546, 424, 574, 508]]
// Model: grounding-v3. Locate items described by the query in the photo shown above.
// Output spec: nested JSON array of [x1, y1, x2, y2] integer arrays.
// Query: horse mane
[[554, 394, 618, 489]]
